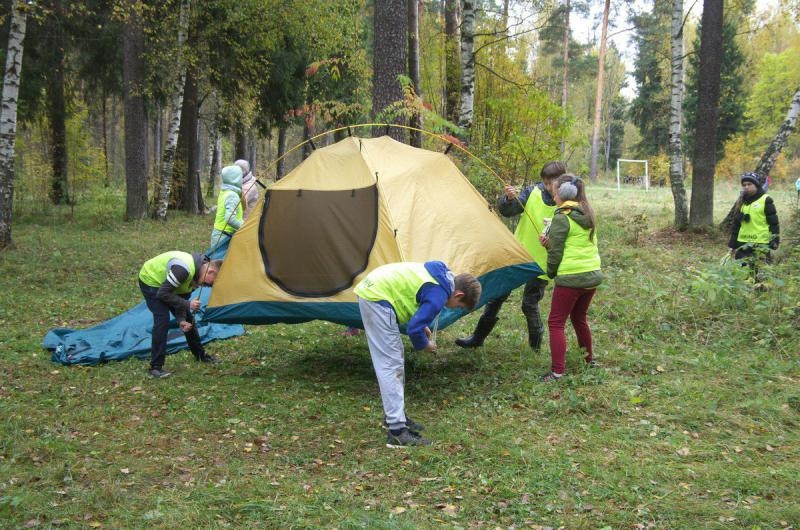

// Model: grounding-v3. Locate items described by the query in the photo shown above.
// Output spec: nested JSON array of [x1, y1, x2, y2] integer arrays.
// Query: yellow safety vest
[[354, 263, 439, 324]]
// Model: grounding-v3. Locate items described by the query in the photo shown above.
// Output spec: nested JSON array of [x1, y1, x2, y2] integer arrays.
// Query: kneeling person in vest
[[729, 172, 779, 268], [138, 251, 224, 378], [355, 262, 482, 447]]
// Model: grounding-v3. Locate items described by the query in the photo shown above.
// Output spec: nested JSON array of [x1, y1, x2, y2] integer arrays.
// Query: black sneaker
[[386, 428, 431, 448], [196, 354, 220, 364], [148, 368, 172, 379], [383, 417, 425, 432]]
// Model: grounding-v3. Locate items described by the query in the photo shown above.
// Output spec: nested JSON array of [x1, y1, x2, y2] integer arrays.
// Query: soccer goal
[[616, 159, 649, 191]]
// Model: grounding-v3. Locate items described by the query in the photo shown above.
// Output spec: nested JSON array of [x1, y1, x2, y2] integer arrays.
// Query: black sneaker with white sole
[[386, 428, 431, 448], [383, 417, 425, 432], [148, 368, 172, 379]]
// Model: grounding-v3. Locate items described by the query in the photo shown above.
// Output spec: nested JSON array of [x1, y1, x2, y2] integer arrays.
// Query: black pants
[[139, 281, 204, 370], [481, 276, 548, 331]]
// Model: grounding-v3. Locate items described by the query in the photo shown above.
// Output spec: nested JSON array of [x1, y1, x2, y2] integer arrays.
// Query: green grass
[[1, 184, 799, 529]]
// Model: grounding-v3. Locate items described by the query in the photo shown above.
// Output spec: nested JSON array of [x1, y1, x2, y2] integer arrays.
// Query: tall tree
[[629, 2, 671, 156], [684, 14, 747, 158], [0, 0, 27, 250], [122, 0, 149, 221], [560, 0, 570, 156], [444, 0, 459, 123], [669, 0, 688, 228], [588, 0, 610, 181], [408, 0, 422, 147], [45, 0, 69, 205], [457, 0, 475, 135], [689, 0, 724, 228], [154, 0, 190, 221], [373, 0, 408, 142]]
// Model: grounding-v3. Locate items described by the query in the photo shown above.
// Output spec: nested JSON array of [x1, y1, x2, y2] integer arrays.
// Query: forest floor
[[1, 182, 798, 529]]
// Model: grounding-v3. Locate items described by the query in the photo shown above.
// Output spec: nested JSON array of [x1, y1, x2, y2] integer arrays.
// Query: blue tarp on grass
[[44, 240, 245, 366]]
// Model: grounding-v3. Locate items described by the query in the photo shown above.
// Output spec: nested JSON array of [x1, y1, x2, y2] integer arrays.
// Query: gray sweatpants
[[358, 297, 407, 431]]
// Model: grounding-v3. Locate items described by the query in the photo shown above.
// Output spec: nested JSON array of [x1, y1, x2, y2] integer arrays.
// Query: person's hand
[[768, 238, 779, 250], [189, 299, 201, 312], [504, 184, 518, 200], [424, 341, 437, 353], [729, 248, 735, 257], [539, 234, 550, 248], [179, 320, 193, 332], [424, 327, 432, 340]]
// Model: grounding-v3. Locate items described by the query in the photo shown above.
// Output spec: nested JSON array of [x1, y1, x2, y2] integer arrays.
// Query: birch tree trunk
[[458, 0, 476, 136], [754, 87, 800, 177], [154, 0, 190, 221], [408, 0, 422, 147], [589, 0, 610, 182], [206, 121, 221, 199], [669, 0, 689, 228], [688, 0, 724, 228], [560, 0, 571, 157], [444, 0, 460, 123], [0, 1, 27, 250], [122, 0, 149, 220]]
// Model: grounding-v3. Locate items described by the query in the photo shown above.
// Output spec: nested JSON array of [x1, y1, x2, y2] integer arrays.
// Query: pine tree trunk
[[458, 0, 476, 136], [444, 0, 460, 123], [560, 0, 571, 157], [0, 1, 27, 250], [179, 69, 201, 214], [122, 0, 149, 221], [47, 0, 69, 205], [589, 0, 610, 181], [669, 0, 689, 228], [154, 0, 190, 221], [408, 0, 422, 147], [372, 0, 408, 142], [688, 0, 724, 228]]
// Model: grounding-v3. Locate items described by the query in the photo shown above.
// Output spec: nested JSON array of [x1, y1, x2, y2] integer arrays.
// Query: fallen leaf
[[120, 468, 130, 474], [391, 506, 407, 514], [676, 447, 690, 456]]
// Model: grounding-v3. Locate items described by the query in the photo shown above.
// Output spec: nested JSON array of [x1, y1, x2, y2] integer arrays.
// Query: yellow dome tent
[[205, 135, 540, 329]]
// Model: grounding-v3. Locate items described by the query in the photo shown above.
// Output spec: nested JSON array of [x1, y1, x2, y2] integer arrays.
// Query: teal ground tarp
[[44, 241, 245, 366]]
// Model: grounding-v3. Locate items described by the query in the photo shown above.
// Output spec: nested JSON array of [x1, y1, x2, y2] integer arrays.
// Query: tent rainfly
[[204, 135, 541, 330]]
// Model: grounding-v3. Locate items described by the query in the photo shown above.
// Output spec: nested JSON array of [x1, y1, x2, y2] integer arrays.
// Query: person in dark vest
[[728, 172, 779, 275], [355, 262, 481, 447], [455, 161, 566, 353], [138, 251, 223, 378], [539, 174, 603, 382]]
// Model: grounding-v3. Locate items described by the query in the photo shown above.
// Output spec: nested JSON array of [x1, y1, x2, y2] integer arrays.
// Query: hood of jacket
[[423, 260, 455, 297], [556, 200, 593, 230], [221, 165, 243, 193]]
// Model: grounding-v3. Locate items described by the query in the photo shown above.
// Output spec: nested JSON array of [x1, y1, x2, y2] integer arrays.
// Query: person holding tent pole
[[210, 164, 244, 251], [354, 261, 482, 447], [538, 174, 603, 382], [139, 252, 224, 378], [728, 172, 780, 275], [455, 161, 566, 352]]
